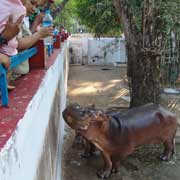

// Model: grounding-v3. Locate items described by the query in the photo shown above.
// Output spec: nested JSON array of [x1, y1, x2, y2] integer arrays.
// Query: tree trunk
[[113, 0, 161, 107]]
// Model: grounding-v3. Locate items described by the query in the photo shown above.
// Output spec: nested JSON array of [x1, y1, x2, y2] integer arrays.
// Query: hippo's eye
[[79, 111, 85, 116]]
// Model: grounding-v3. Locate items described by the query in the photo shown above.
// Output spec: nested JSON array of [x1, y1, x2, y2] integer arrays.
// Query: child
[[0, 0, 26, 89], [0, 53, 15, 90], [13, 0, 53, 75], [0, 53, 10, 69], [0, 0, 26, 56]]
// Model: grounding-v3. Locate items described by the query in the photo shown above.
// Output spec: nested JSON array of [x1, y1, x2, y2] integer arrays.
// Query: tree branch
[[112, 0, 142, 44], [51, 0, 69, 18]]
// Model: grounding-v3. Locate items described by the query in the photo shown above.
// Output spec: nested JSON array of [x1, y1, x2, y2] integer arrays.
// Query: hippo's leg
[[72, 132, 84, 147], [160, 140, 174, 161], [81, 141, 95, 158], [111, 157, 118, 173], [97, 151, 112, 179], [171, 138, 176, 155]]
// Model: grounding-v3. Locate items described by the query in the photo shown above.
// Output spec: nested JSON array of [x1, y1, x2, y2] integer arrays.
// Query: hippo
[[63, 103, 177, 179], [65, 104, 102, 157]]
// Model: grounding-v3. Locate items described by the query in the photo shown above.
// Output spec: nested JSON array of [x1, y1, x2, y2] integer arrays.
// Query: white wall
[[88, 38, 127, 65], [68, 35, 127, 65], [0, 42, 69, 180]]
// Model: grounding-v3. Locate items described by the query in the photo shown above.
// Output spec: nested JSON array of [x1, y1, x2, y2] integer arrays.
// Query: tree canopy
[[51, 0, 179, 39], [74, 0, 121, 37], [70, 0, 179, 39]]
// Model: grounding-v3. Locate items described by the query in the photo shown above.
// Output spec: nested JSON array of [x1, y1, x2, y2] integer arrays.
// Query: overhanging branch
[[112, 0, 142, 43], [51, 0, 69, 18]]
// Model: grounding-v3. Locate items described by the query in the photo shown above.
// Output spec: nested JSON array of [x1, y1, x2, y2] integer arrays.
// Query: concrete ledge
[[0, 42, 69, 180]]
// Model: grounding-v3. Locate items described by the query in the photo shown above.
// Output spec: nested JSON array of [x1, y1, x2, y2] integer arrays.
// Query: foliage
[[158, 0, 180, 35], [51, 0, 179, 38], [72, 0, 179, 38], [157, 0, 180, 86], [74, 0, 121, 37], [52, 0, 76, 32]]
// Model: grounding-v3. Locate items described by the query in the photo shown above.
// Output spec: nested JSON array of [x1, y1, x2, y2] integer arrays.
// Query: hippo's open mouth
[[77, 123, 89, 131]]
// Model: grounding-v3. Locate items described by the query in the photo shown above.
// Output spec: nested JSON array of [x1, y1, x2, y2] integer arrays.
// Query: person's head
[[21, 0, 27, 5], [37, 0, 54, 6], [60, 26, 65, 32], [25, 0, 38, 16], [37, 0, 47, 6]]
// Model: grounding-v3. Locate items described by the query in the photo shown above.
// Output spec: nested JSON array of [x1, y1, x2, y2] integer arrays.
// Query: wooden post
[[53, 35, 61, 49], [29, 40, 46, 69], [65, 32, 69, 40], [60, 32, 65, 42]]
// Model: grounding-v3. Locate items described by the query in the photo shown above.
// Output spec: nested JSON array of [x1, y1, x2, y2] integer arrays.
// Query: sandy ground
[[62, 65, 180, 180]]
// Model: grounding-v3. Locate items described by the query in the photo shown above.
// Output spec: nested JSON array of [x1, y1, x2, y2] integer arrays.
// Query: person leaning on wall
[[0, 0, 26, 90], [0, 13, 24, 90], [13, 0, 53, 76], [0, 14, 23, 68], [0, 15, 22, 46]]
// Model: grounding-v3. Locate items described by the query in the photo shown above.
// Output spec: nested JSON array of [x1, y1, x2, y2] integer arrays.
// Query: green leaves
[[52, 0, 179, 39], [74, 0, 121, 37]]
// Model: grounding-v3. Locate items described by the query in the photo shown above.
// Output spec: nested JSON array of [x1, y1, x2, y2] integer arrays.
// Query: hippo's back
[[108, 103, 176, 130]]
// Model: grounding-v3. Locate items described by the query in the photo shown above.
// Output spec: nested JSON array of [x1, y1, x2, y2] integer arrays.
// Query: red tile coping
[[0, 49, 60, 151]]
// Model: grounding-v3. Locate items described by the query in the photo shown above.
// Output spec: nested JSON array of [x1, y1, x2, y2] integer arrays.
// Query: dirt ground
[[62, 65, 180, 180]]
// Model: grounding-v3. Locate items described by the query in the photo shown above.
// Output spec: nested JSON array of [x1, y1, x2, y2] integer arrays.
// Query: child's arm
[[17, 26, 53, 51], [0, 53, 10, 69]]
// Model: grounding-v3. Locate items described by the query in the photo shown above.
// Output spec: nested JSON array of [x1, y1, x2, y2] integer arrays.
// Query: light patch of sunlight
[[70, 86, 98, 95], [113, 88, 129, 100], [168, 99, 178, 109], [102, 84, 116, 91], [101, 79, 122, 91], [69, 82, 103, 96], [69, 80, 121, 96], [77, 82, 103, 87], [109, 79, 122, 83], [168, 99, 180, 113]]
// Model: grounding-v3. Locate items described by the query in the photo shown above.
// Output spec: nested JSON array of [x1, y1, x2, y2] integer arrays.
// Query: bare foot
[[8, 84, 15, 91]]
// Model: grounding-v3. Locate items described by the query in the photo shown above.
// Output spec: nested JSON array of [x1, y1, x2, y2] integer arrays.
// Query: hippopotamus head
[[63, 104, 91, 130], [63, 104, 108, 131]]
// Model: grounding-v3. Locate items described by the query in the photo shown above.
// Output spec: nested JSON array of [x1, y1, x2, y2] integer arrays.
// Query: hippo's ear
[[66, 116, 73, 124], [103, 114, 111, 121], [90, 104, 95, 110], [101, 118, 109, 132], [87, 104, 95, 110], [97, 113, 111, 122]]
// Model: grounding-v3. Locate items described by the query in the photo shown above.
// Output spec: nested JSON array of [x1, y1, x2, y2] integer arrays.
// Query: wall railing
[[0, 33, 68, 107]]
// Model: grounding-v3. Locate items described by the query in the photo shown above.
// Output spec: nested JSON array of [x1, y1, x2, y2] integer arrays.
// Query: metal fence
[[160, 39, 180, 88]]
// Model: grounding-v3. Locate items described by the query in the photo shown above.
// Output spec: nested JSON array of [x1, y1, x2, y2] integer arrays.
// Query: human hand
[[33, 13, 44, 26], [39, 26, 54, 38], [0, 53, 10, 69], [1, 15, 24, 41]]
